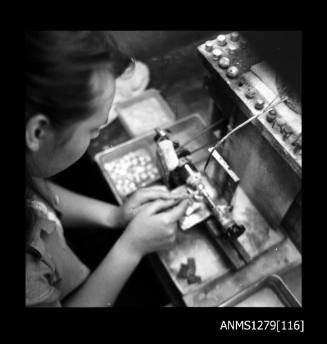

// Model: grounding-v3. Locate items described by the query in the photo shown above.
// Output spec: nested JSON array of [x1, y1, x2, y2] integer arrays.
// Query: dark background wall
[[110, 31, 219, 60], [110, 30, 302, 97], [242, 31, 302, 97]]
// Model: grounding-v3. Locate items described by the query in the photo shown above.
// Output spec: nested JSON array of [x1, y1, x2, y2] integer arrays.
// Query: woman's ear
[[25, 114, 51, 152]]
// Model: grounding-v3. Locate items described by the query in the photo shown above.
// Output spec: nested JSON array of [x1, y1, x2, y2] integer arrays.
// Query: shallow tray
[[95, 113, 213, 204], [218, 274, 301, 307], [116, 89, 176, 137]]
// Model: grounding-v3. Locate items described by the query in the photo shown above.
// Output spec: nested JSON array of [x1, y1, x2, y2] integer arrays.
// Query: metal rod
[[179, 118, 227, 148], [188, 139, 219, 155]]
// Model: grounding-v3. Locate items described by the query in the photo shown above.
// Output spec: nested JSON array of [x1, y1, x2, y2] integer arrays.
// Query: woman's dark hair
[[26, 31, 133, 247]]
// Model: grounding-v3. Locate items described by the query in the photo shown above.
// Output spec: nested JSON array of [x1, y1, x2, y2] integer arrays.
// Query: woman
[[25, 31, 188, 307]]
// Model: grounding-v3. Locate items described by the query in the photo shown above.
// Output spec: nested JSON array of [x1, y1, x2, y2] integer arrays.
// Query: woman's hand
[[119, 198, 189, 259], [118, 185, 187, 227]]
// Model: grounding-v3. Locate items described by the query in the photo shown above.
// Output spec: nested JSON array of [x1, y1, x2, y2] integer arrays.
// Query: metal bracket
[[205, 218, 251, 270]]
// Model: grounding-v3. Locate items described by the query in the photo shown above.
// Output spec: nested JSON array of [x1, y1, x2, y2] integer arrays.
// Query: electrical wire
[[203, 94, 288, 172], [188, 139, 219, 156], [179, 118, 227, 149]]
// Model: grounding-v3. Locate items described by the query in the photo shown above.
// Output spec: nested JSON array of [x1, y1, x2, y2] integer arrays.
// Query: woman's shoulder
[[27, 196, 62, 229]]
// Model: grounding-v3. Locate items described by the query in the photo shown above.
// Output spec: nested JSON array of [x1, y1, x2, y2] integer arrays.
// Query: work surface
[[87, 32, 302, 305], [88, 115, 301, 307], [155, 170, 301, 307]]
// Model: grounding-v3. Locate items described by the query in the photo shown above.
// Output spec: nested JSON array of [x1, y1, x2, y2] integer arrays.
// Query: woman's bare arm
[[62, 235, 141, 306], [48, 182, 124, 230]]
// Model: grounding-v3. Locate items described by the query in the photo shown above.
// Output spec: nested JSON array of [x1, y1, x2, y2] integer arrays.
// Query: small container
[[157, 139, 179, 172], [254, 99, 265, 110], [226, 66, 239, 78], [230, 32, 240, 42], [266, 109, 277, 123], [218, 57, 230, 69], [212, 48, 223, 60], [205, 40, 215, 52], [245, 87, 256, 99], [228, 44, 238, 53], [216, 34, 227, 46]]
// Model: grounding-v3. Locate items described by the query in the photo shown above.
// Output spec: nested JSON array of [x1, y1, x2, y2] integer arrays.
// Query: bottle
[[154, 129, 179, 172]]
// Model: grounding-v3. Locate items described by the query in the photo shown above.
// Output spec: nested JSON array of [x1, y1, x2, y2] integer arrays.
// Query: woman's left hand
[[118, 185, 187, 227]]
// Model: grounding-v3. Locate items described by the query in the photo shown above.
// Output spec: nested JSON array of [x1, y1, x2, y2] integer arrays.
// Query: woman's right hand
[[119, 198, 189, 259]]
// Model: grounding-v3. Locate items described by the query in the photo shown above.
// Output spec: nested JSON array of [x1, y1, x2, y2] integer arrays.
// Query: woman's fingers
[[144, 185, 169, 192], [158, 199, 189, 224], [134, 187, 169, 203], [134, 186, 187, 205], [170, 186, 190, 199], [143, 199, 179, 215]]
